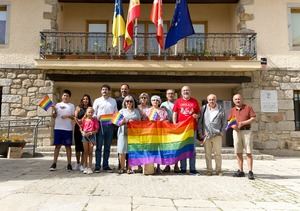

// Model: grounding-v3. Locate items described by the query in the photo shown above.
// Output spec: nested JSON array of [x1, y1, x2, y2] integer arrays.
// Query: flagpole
[[118, 37, 121, 56], [175, 44, 178, 56], [158, 44, 161, 56], [134, 18, 138, 56]]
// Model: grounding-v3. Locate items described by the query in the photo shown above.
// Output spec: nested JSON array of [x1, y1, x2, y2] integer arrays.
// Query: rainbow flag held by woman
[[148, 108, 159, 121], [127, 117, 195, 166], [112, 112, 125, 126], [99, 114, 114, 126], [38, 95, 54, 111], [226, 116, 237, 130]]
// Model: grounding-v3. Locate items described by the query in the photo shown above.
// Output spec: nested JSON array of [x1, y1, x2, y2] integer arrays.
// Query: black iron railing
[[40, 32, 256, 60]]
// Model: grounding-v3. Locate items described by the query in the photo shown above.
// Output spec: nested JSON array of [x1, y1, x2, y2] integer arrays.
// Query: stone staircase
[[33, 145, 274, 160]]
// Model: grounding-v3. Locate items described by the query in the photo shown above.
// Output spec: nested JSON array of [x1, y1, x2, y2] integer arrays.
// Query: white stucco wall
[[247, 0, 300, 70], [0, 0, 51, 67]]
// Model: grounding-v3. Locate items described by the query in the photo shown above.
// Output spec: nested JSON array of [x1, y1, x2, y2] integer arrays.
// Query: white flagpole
[[118, 37, 121, 56], [175, 44, 178, 56], [158, 44, 161, 56], [134, 19, 138, 56]]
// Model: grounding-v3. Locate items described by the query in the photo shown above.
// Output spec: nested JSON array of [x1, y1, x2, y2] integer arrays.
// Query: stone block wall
[[237, 69, 300, 151], [0, 69, 53, 146]]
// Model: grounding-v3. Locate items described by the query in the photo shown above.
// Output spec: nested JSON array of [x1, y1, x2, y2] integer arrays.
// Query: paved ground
[[0, 156, 299, 211]]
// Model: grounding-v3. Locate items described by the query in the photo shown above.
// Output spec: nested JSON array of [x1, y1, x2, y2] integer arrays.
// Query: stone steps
[[34, 146, 274, 160]]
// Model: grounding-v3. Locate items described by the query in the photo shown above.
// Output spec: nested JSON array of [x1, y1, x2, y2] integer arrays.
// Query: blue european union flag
[[165, 0, 195, 49]]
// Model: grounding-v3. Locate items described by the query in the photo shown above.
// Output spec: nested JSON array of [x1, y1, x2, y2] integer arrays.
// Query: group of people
[[48, 84, 256, 180]]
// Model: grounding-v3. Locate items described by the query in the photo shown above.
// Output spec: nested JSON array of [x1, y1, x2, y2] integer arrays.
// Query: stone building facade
[[1, 0, 300, 151]]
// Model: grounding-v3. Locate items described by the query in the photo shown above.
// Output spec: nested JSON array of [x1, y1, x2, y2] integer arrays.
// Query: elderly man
[[93, 84, 118, 173], [229, 94, 256, 180], [198, 94, 226, 176], [173, 86, 200, 174]]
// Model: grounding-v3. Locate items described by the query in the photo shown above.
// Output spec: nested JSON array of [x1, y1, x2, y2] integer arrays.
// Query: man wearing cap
[[173, 86, 200, 174], [229, 94, 256, 180]]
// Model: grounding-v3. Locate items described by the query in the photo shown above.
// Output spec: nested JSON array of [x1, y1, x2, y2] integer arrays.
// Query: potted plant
[[0, 136, 26, 157]]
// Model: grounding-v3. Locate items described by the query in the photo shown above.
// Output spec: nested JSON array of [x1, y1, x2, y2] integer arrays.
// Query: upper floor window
[[87, 21, 108, 53], [186, 22, 207, 54], [288, 5, 300, 50], [0, 5, 7, 45]]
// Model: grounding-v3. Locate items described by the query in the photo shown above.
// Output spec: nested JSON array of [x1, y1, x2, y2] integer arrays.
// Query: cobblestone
[[0, 157, 299, 210]]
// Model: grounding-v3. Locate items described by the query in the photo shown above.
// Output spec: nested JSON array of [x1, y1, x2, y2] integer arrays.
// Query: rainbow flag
[[38, 95, 53, 111], [99, 114, 113, 126], [127, 117, 195, 166], [112, 112, 125, 126], [226, 116, 237, 130], [148, 109, 159, 121]]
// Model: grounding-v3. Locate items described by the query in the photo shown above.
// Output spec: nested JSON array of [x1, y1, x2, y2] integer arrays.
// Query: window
[[0, 5, 7, 44], [294, 91, 300, 130], [186, 22, 207, 54], [135, 22, 168, 55], [87, 21, 107, 53], [288, 5, 300, 49]]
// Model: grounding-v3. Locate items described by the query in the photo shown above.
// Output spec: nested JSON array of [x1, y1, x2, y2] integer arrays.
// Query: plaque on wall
[[260, 90, 278, 112]]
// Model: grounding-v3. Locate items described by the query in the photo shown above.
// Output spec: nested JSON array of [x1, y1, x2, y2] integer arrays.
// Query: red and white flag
[[150, 0, 164, 49]]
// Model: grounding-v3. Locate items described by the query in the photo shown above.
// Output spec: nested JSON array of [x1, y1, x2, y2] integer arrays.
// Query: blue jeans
[[95, 124, 114, 169], [180, 131, 197, 171]]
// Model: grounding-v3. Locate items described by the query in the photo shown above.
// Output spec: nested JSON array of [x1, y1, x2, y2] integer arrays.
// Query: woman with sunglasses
[[138, 92, 150, 121], [117, 95, 141, 174], [145, 95, 168, 174]]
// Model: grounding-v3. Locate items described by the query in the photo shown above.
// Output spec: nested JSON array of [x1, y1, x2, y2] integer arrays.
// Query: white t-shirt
[[54, 102, 75, 131], [93, 96, 118, 119]]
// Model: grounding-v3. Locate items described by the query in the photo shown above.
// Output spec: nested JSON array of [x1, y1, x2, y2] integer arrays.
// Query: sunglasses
[[151, 99, 160, 102], [140, 97, 147, 99], [125, 100, 133, 103]]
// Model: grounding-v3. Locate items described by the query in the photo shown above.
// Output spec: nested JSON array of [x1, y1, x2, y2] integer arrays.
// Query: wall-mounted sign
[[260, 90, 278, 112]]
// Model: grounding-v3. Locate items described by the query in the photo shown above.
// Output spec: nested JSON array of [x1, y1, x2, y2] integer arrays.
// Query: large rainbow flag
[[38, 95, 54, 111], [127, 117, 195, 166]]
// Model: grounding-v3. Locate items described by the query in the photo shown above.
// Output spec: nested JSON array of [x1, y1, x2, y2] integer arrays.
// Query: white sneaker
[[87, 168, 93, 174], [79, 165, 84, 172], [75, 163, 80, 171], [83, 168, 88, 174]]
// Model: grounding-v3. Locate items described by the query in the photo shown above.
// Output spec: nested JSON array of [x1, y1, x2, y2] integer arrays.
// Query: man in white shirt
[[93, 84, 118, 172], [49, 89, 75, 172]]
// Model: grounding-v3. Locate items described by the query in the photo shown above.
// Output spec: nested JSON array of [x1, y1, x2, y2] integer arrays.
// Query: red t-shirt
[[173, 97, 200, 122]]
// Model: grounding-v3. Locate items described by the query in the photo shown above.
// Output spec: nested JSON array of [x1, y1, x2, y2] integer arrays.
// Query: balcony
[[40, 32, 256, 61]]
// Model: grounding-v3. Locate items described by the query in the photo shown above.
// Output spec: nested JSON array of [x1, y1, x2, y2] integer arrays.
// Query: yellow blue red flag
[[112, 0, 125, 47]]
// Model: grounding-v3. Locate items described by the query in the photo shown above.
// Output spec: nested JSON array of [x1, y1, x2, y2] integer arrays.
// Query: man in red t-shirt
[[173, 86, 200, 174], [228, 94, 256, 180]]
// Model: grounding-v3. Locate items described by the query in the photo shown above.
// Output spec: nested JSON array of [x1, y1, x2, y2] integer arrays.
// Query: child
[[49, 89, 75, 172], [80, 107, 99, 174]]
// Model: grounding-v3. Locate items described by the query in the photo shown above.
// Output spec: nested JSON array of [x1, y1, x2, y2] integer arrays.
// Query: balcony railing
[[40, 32, 256, 60]]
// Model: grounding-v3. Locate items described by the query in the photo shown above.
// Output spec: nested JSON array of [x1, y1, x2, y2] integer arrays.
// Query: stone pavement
[[0, 157, 299, 211]]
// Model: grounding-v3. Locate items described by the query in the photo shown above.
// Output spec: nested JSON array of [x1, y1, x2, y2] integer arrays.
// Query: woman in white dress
[[117, 95, 141, 174]]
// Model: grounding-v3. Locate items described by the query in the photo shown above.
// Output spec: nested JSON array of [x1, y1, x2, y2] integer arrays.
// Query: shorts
[[82, 134, 96, 145], [53, 129, 73, 146], [233, 130, 253, 154]]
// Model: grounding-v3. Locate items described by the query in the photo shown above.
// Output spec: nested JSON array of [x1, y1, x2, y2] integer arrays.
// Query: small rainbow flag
[[148, 109, 159, 121], [99, 114, 113, 126], [127, 117, 195, 166], [112, 112, 125, 126], [226, 116, 238, 130], [38, 95, 54, 111]]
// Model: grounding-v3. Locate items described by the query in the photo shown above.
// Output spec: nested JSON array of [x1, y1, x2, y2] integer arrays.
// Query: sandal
[[127, 169, 134, 174], [118, 169, 126, 174]]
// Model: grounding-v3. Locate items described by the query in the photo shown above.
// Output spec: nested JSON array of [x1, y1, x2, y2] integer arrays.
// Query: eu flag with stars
[[165, 0, 194, 49]]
